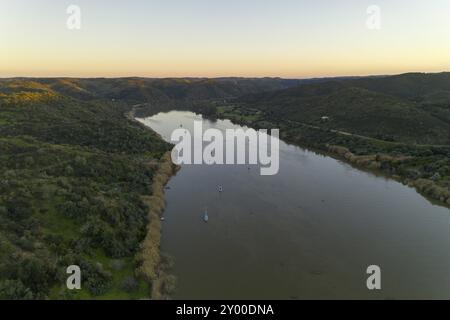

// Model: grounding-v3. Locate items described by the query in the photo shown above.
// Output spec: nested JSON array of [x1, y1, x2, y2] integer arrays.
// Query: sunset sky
[[1, 0, 450, 78]]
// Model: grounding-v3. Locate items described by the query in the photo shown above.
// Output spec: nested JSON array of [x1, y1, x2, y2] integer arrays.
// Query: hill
[[15, 77, 299, 102], [0, 82, 171, 299], [238, 73, 450, 145]]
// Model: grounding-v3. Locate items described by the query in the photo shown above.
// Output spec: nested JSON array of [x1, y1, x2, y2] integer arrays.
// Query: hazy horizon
[[2, 0, 450, 78], [1, 70, 450, 80]]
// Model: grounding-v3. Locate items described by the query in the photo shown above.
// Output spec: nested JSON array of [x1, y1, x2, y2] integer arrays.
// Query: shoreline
[[212, 107, 450, 209], [326, 145, 450, 207], [124, 103, 181, 300], [135, 152, 180, 299], [125, 105, 180, 299]]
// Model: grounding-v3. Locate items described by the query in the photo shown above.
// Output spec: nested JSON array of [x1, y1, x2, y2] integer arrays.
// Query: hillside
[[238, 73, 450, 145], [14, 77, 299, 103], [0, 82, 172, 299]]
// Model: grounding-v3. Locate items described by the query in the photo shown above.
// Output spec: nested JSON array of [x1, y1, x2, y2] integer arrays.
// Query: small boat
[[203, 208, 209, 223], [218, 185, 223, 193]]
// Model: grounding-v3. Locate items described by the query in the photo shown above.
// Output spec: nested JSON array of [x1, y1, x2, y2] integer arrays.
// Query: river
[[137, 110, 450, 300]]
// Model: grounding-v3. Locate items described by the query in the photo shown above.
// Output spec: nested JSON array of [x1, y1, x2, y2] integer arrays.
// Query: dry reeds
[[135, 152, 179, 294]]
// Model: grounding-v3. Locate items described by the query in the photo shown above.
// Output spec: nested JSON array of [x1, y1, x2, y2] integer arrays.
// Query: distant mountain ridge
[[1, 72, 450, 145], [0, 77, 300, 103]]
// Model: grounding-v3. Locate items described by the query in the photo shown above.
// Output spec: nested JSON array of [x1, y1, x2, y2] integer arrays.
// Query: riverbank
[[135, 152, 180, 299], [126, 104, 182, 298], [213, 104, 450, 208], [326, 145, 450, 206]]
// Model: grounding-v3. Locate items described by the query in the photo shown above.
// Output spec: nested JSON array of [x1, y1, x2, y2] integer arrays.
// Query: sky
[[1, 0, 450, 78]]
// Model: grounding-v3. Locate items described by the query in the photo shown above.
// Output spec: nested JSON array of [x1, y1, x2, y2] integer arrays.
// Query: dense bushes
[[0, 280, 34, 300], [0, 86, 171, 299]]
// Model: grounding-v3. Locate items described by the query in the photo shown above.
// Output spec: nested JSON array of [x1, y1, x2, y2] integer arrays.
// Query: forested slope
[[0, 82, 170, 299], [238, 72, 450, 145]]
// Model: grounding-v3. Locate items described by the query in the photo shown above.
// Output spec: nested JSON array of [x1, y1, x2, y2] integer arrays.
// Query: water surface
[[138, 111, 450, 299]]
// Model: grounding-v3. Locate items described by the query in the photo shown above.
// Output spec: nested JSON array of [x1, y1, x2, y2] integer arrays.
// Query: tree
[[0, 280, 34, 300]]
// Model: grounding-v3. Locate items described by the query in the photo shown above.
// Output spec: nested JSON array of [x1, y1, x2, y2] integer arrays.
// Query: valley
[[0, 72, 449, 299]]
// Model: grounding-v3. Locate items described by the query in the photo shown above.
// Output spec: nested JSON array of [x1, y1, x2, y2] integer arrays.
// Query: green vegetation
[[21, 77, 298, 104], [238, 73, 450, 145], [0, 81, 171, 299]]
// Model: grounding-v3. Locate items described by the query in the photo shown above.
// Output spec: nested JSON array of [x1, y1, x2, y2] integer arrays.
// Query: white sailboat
[[203, 208, 209, 222]]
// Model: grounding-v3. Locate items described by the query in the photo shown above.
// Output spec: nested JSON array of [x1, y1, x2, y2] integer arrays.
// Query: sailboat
[[203, 208, 209, 223]]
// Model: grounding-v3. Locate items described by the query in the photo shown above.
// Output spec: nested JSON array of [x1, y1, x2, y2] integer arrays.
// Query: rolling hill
[[237, 72, 450, 145]]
